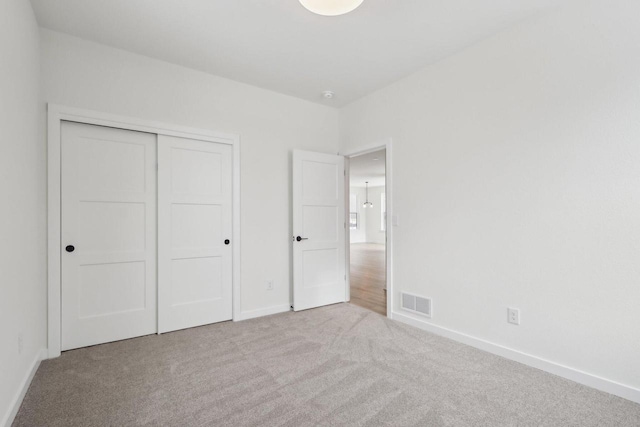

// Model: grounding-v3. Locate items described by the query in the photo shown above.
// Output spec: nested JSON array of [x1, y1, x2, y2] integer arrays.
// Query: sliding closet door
[[158, 135, 233, 333], [61, 122, 157, 351]]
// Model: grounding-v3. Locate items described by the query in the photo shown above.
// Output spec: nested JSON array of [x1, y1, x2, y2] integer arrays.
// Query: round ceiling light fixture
[[299, 0, 364, 16]]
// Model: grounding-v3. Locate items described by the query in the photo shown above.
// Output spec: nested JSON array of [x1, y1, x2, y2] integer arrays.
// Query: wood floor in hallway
[[349, 243, 386, 316]]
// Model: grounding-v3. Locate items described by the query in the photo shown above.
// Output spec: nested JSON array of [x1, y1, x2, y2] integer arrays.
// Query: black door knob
[[65, 245, 75, 253], [296, 236, 308, 242], [224, 239, 230, 245]]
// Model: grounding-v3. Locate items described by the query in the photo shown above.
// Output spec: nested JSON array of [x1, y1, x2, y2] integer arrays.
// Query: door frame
[[343, 138, 393, 318], [47, 104, 241, 358]]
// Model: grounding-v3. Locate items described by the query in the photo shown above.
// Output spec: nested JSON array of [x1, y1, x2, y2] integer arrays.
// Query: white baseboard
[[235, 304, 291, 321], [1, 348, 47, 427], [391, 311, 640, 404]]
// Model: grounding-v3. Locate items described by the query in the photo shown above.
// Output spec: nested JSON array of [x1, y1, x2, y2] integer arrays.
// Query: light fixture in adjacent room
[[363, 181, 373, 208], [299, 0, 364, 16]]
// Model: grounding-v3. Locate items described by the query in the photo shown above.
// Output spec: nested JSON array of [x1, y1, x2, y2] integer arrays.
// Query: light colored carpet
[[14, 303, 640, 426]]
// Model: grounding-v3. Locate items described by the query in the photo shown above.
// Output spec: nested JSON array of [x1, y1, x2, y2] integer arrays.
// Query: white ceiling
[[30, 0, 559, 107], [350, 149, 385, 188]]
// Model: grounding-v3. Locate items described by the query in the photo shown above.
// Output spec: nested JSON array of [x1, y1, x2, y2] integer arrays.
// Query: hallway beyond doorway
[[349, 243, 386, 315]]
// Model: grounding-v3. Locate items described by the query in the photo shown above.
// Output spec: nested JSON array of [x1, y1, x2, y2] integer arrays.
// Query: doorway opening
[[348, 149, 387, 316]]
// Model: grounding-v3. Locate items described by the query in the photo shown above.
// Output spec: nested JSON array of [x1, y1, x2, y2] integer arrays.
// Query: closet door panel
[[61, 122, 157, 350], [158, 135, 233, 333]]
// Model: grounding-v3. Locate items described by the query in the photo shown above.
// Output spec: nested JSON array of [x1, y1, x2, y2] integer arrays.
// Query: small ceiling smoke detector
[[299, 0, 364, 16], [322, 90, 335, 99]]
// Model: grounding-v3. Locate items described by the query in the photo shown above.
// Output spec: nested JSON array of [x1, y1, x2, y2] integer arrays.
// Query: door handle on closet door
[[65, 245, 75, 253], [295, 236, 308, 242]]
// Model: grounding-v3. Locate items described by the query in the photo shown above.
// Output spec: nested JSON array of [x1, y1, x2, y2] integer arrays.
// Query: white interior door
[[158, 135, 233, 333], [61, 122, 157, 351], [292, 150, 346, 311]]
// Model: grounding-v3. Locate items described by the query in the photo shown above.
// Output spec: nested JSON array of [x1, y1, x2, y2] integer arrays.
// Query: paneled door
[[292, 150, 346, 311], [158, 135, 233, 333], [61, 122, 157, 351]]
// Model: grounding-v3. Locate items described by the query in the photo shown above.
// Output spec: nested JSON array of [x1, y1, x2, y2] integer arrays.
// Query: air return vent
[[401, 292, 432, 318]]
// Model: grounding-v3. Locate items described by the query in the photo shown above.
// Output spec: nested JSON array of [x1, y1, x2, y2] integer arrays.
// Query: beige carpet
[[14, 303, 640, 426]]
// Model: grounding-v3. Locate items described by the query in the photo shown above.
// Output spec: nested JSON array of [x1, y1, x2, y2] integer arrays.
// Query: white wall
[[0, 1, 46, 425], [340, 0, 640, 396], [349, 187, 367, 243], [40, 29, 339, 317], [364, 186, 386, 244]]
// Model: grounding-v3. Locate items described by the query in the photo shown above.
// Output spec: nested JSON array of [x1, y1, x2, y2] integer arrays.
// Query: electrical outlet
[[267, 280, 274, 291], [507, 308, 520, 325], [18, 333, 23, 354]]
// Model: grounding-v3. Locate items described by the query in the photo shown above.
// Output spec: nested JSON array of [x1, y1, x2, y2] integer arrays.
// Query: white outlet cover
[[507, 308, 520, 325]]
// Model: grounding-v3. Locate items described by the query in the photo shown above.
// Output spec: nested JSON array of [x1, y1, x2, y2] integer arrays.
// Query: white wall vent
[[401, 292, 432, 318]]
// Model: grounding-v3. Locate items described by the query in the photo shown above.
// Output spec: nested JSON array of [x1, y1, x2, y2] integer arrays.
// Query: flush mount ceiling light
[[299, 0, 364, 16]]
